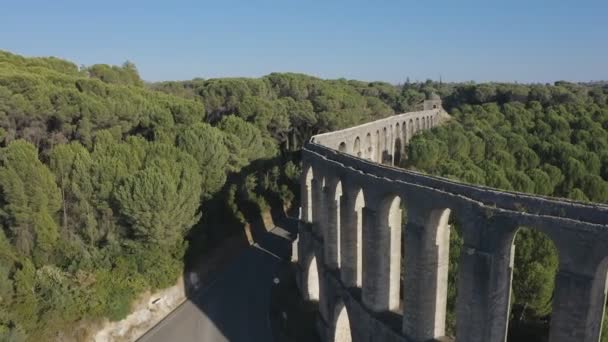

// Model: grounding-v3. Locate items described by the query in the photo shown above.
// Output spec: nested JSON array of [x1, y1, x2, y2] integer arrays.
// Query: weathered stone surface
[[294, 101, 608, 342]]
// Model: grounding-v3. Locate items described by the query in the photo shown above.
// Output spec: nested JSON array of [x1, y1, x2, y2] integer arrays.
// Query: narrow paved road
[[138, 226, 293, 342]]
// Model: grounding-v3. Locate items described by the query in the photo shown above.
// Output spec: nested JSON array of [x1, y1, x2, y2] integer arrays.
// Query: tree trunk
[[61, 185, 68, 235]]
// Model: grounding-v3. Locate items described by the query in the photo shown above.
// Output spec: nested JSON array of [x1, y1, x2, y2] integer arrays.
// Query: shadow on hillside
[[140, 154, 301, 341], [182, 153, 300, 266]]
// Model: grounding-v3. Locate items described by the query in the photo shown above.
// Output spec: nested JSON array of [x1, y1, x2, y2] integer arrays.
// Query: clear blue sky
[[2, 0, 607, 83]]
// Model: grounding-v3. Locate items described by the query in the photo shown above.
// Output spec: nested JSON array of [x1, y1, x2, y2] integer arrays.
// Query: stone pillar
[[291, 236, 299, 263], [455, 244, 491, 342], [311, 178, 325, 238], [549, 264, 607, 342], [362, 207, 388, 311], [362, 203, 401, 312], [325, 186, 340, 269], [318, 267, 330, 328], [339, 190, 358, 287], [389, 126, 395, 166], [387, 202, 402, 311], [402, 205, 450, 341], [375, 131, 380, 163], [355, 205, 363, 288], [455, 218, 513, 342], [490, 238, 515, 342], [409, 123, 414, 141], [401, 124, 407, 159], [295, 225, 307, 295], [302, 168, 313, 223]]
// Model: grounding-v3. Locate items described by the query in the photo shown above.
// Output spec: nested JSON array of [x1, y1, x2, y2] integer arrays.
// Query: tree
[[481, 161, 512, 190], [218, 115, 277, 168], [11, 259, 38, 332], [514, 147, 540, 170], [446, 128, 471, 160], [86, 62, 143, 86], [176, 123, 230, 199], [49, 142, 96, 242], [529, 169, 553, 196], [507, 170, 535, 193], [581, 174, 608, 203], [512, 228, 558, 319], [114, 143, 202, 249], [408, 136, 446, 171], [0, 141, 61, 262]]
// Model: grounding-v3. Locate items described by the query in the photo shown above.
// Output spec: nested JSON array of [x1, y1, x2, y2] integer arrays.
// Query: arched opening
[[445, 210, 463, 338], [379, 195, 403, 311], [416, 117, 420, 131], [365, 132, 372, 160], [394, 123, 401, 165], [338, 142, 347, 153], [306, 256, 320, 301], [389, 125, 394, 161], [303, 166, 314, 222], [399, 202, 408, 309], [394, 137, 402, 166], [382, 127, 388, 164], [353, 137, 361, 158], [507, 227, 558, 342], [402, 121, 407, 145], [382, 126, 387, 149], [354, 189, 365, 287], [334, 302, 353, 342]]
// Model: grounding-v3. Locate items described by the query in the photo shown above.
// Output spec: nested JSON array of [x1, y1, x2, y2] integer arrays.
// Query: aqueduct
[[293, 97, 608, 342]]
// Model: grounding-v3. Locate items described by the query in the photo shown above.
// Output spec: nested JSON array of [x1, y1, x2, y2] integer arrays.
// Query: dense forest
[[0, 50, 607, 341], [0, 50, 407, 340]]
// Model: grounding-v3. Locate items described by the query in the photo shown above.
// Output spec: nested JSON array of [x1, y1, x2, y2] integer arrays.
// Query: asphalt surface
[[138, 225, 294, 342]]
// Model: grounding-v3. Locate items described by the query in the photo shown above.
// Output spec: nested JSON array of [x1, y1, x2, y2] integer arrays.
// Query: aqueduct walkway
[[293, 100, 608, 342]]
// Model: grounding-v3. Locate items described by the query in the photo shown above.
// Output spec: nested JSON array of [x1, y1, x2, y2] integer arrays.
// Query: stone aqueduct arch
[[294, 104, 608, 342]]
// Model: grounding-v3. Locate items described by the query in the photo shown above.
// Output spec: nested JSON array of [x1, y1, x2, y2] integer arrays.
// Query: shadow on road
[[140, 223, 297, 342]]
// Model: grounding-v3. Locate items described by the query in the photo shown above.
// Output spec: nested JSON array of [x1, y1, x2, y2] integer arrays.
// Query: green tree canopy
[[114, 143, 202, 249], [176, 123, 230, 198]]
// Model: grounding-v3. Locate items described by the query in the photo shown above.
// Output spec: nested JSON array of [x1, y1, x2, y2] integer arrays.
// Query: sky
[[1, 0, 607, 84]]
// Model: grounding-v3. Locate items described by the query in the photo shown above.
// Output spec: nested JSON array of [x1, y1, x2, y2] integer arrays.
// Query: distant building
[[423, 92, 442, 110]]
